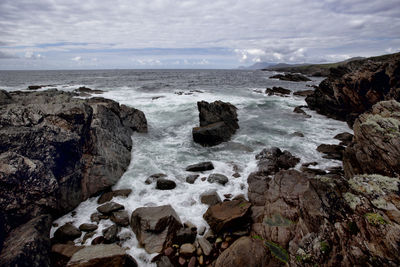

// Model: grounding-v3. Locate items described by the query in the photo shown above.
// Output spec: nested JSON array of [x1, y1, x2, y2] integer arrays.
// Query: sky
[[0, 0, 399, 70]]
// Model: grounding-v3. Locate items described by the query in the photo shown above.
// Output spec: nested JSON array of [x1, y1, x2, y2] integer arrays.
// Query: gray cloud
[[0, 0, 399, 69], [0, 51, 18, 59]]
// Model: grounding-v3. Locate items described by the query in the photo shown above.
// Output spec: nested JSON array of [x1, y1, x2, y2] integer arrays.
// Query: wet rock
[[183, 221, 197, 232], [0, 215, 52, 267], [97, 189, 132, 204], [301, 167, 327, 175], [51, 244, 83, 267], [175, 228, 196, 245], [185, 161, 214, 172], [293, 106, 311, 118], [185, 174, 199, 184], [270, 73, 311, 82], [111, 211, 130, 226], [193, 101, 239, 146], [180, 243, 196, 258], [156, 179, 177, 190], [343, 100, 400, 178], [82, 232, 95, 244], [232, 172, 241, 178], [102, 224, 119, 244], [66, 244, 137, 267], [78, 224, 98, 232], [54, 223, 82, 244], [290, 131, 304, 137], [334, 132, 353, 146], [203, 200, 251, 233], [97, 202, 125, 215], [197, 237, 213, 256], [145, 173, 167, 185], [293, 89, 314, 97], [214, 237, 270, 267], [200, 190, 222, 206], [74, 87, 104, 95], [90, 212, 108, 223], [27, 85, 43, 90], [131, 205, 183, 254], [188, 256, 196, 267], [317, 144, 345, 160], [266, 86, 291, 96], [207, 173, 229, 185], [224, 194, 233, 199], [255, 147, 300, 174], [91, 236, 105, 245]]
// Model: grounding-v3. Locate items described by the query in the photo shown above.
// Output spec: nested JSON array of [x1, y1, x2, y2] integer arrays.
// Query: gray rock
[[156, 179, 176, 190], [111, 211, 130, 226], [185, 162, 214, 172], [97, 189, 132, 204], [54, 223, 82, 243], [130, 205, 183, 254], [90, 212, 108, 223], [102, 225, 119, 244], [200, 190, 222, 206], [180, 243, 196, 258], [66, 244, 137, 267], [145, 173, 167, 185], [97, 202, 124, 215], [197, 237, 213, 256], [207, 174, 229, 185], [185, 174, 199, 184]]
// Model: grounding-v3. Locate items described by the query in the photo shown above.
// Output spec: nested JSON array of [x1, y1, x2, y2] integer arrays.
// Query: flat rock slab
[[67, 244, 137, 267], [54, 223, 82, 243], [203, 200, 251, 233], [97, 202, 124, 215], [185, 162, 214, 172], [97, 189, 132, 204], [131, 205, 182, 254]]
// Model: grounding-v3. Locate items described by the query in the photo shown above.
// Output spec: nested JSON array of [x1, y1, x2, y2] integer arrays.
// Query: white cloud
[[24, 51, 43, 59], [71, 56, 81, 61]]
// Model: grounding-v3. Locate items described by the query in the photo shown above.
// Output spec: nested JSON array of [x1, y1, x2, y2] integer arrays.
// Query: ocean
[[0, 69, 350, 265]]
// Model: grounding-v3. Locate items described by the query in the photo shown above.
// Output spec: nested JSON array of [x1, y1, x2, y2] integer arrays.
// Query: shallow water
[[0, 69, 351, 266]]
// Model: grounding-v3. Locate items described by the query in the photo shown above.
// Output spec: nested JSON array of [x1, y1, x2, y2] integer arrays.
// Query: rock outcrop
[[265, 87, 291, 96], [343, 100, 400, 178], [192, 101, 239, 146], [306, 52, 400, 126], [270, 73, 311, 82], [0, 90, 147, 265]]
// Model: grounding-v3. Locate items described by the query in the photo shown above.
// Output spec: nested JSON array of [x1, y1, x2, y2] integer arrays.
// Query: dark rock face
[[192, 101, 239, 146], [53, 223, 82, 244], [270, 73, 311, 82], [343, 100, 400, 178], [255, 147, 300, 175], [265, 87, 291, 96], [0, 90, 146, 263], [0, 215, 52, 267], [214, 237, 271, 267], [293, 106, 311, 118], [51, 244, 83, 267], [203, 200, 251, 233], [185, 162, 214, 172], [317, 144, 345, 160], [66, 244, 137, 267], [305, 53, 400, 126], [130, 205, 183, 254], [97, 189, 132, 204], [293, 89, 314, 97], [334, 132, 353, 146]]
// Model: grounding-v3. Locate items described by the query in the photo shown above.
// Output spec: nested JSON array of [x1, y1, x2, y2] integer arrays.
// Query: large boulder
[[343, 100, 400, 178], [192, 101, 239, 146], [66, 244, 137, 267], [305, 52, 400, 126], [203, 200, 251, 233], [130, 205, 183, 254], [255, 147, 300, 175], [0, 90, 147, 263]]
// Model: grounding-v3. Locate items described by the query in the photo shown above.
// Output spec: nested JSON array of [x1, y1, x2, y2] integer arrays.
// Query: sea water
[[0, 69, 351, 266]]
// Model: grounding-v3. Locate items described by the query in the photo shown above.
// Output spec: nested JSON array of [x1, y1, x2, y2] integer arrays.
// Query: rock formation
[[0, 89, 147, 266], [192, 101, 239, 146]]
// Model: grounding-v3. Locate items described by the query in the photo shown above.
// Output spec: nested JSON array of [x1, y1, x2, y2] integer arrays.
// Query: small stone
[[164, 247, 174, 256], [196, 248, 202, 256], [178, 256, 186, 265], [203, 229, 215, 241], [198, 237, 212, 256], [201, 177, 206, 181], [90, 212, 109, 223], [185, 162, 214, 172], [232, 172, 241, 178], [207, 174, 229, 185], [156, 179, 177, 190], [82, 232, 95, 244], [97, 202, 124, 215], [145, 173, 167, 184], [225, 236, 232, 242], [215, 237, 223, 243], [102, 225, 119, 244], [221, 241, 229, 250], [198, 255, 204, 265], [198, 226, 206, 236], [186, 174, 199, 184], [180, 243, 196, 258], [188, 256, 196, 267], [91, 236, 105, 245], [157, 256, 174, 267], [79, 223, 98, 232], [110, 210, 130, 226], [183, 221, 197, 232]]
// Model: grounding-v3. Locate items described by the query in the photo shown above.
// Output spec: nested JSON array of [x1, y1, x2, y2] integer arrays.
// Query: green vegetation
[[264, 214, 294, 227], [252, 235, 263, 240], [365, 213, 387, 226], [320, 241, 330, 254], [265, 241, 289, 263]]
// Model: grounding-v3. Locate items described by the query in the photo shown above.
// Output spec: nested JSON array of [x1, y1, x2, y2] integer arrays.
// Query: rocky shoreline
[[1, 52, 400, 267]]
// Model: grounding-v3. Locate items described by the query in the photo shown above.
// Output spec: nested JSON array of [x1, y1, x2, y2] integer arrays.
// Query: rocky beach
[[0, 52, 399, 267]]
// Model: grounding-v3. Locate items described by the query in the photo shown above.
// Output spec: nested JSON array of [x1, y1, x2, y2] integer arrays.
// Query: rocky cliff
[[0, 89, 147, 266], [306, 52, 400, 126]]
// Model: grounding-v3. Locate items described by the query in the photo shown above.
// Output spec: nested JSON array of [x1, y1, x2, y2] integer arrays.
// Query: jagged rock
[[293, 90, 314, 97], [317, 144, 345, 160], [54, 223, 82, 244], [305, 53, 400, 126], [265, 86, 291, 96], [185, 162, 214, 172], [343, 100, 400, 178], [97, 189, 132, 204], [255, 147, 300, 175], [0, 215, 52, 267], [111, 211, 130, 226], [200, 190, 222, 206], [131, 205, 183, 254], [207, 173, 229, 185], [78, 224, 98, 232], [66, 244, 137, 267], [145, 173, 167, 185], [334, 132, 353, 146], [270, 73, 311, 82], [293, 106, 311, 118], [90, 212, 108, 223], [192, 101, 239, 146], [203, 200, 251, 233], [97, 202, 124, 215], [156, 179, 177, 190], [102, 225, 119, 244], [185, 174, 199, 184], [214, 237, 271, 267], [74, 87, 104, 95], [51, 244, 83, 267]]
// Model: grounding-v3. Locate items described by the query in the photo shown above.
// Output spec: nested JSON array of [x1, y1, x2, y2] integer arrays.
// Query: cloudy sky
[[0, 0, 399, 69]]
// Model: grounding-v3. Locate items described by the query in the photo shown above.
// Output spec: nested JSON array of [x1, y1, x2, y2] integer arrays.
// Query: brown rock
[[51, 244, 83, 267], [97, 189, 132, 204], [111, 210, 130, 226], [200, 190, 222, 206], [54, 223, 82, 244], [317, 144, 345, 160], [79, 224, 98, 232], [180, 243, 196, 258], [97, 202, 124, 215]]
